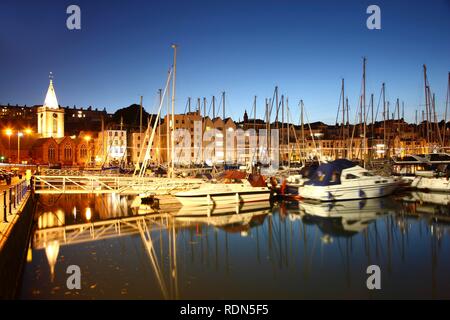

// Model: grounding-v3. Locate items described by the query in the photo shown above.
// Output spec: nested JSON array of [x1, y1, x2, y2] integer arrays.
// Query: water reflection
[[19, 193, 450, 299], [298, 198, 398, 238]]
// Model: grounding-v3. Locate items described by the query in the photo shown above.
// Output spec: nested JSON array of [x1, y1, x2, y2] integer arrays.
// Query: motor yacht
[[174, 170, 271, 206], [298, 159, 400, 201]]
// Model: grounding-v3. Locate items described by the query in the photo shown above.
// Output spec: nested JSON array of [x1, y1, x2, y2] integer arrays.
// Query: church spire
[[44, 72, 59, 109]]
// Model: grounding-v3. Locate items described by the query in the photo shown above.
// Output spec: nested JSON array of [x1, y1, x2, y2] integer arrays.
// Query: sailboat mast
[[265, 98, 269, 152], [287, 97, 290, 169], [158, 89, 162, 165], [140, 96, 143, 138], [371, 93, 374, 140], [253, 96, 257, 130], [170, 44, 177, 178], [346, 97, 350, 158], [382, 83, 386, 155], [362, 57, 367, 165], [424, 65, 430, 144], [444, 73, 450, 146], [101, 115, 104, 161], [301, 100, 304, 163], [222, 91, 226, 119], [275, 86, 279, 129], [281, 94, 285, 162], [166, 71, 171, 170], [397, 98, 400, 134], [341, 78, 345, 158], [212, 96, 216, 118]]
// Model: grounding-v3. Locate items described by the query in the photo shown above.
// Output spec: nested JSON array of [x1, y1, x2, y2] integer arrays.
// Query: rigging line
[[303, 107, 319, 159], [287, 106, 301, 160], [374, 85, 383, 123], [335, 85, 343, 125], [217, 93, 224, 118], [268, 88, 276, 118], [206, 97, 213, 118], [135, 67, 173, 177]]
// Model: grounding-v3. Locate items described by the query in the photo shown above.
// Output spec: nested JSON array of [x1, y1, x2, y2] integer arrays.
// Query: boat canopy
[[218, 170, 267, 187], [222, 170, 247, 180], [305, 159, 356, 186], [299, 162, 319, 179]]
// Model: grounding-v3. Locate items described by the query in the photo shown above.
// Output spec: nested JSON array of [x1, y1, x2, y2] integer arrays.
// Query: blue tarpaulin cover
[[305, 159, 356, 186]]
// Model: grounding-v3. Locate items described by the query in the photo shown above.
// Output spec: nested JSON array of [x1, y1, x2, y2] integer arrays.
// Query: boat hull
[[411, 176, 450, 192], [176, 190, 270, 206], [299, 181, 399, 202]]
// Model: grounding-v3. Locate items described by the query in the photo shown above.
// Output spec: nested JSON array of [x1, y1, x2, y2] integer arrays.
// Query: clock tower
[[37, 74, 64, 138]]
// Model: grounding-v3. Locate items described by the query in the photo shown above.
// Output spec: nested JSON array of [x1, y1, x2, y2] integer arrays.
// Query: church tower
[[37, 74, 64, 138]]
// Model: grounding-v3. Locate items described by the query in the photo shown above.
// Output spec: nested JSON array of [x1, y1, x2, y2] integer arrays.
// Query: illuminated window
[[64, 144, 72, 160], [80, 145, 87, 158], [48, 145, 55, 161]]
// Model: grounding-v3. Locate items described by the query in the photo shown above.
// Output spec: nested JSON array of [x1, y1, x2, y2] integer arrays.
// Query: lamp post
[[5, 129, 12, 163], [17, 132, 23, 164], [84, 135, 91, 166]]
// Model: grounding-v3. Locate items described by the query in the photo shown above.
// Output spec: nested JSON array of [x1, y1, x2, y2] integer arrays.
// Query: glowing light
[[5, 128, 12, 136], [73, 206, 77, 219], [84, 135, 91, 142], [45, 240, 60, 282], [26, 246, 32, 262], [85, 207, 92, 221], [240, 230, 249, 237], [25, 128, 32, 135], [17, 132, 23, 137]]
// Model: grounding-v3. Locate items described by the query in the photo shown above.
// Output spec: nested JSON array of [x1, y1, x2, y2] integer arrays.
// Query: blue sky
[[0, 0, 449, 124]]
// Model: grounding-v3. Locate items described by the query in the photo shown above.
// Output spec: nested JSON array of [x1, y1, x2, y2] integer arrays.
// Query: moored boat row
[[130, 152, 450, 218]]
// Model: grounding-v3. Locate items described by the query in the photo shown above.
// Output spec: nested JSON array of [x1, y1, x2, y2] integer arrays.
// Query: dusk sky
[[0, 0, 449, 124]]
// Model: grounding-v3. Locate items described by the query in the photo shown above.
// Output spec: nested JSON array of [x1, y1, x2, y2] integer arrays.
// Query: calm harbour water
[[19, 192, 450, 299]]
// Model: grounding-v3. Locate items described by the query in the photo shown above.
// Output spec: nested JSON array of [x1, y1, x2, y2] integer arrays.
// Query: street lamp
[[84, 135, 91, 165], [17, 132, 23, 164], [5, 128, 12, 162]]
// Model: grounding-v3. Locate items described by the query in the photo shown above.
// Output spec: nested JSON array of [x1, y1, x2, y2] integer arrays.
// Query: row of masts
[[134, 50, 450, 174]]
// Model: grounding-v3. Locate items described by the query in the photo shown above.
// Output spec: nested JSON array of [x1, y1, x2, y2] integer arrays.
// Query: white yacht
[[174, 171, 271, 206], [396, 153, 450, 192], [298, 159, 400, 202], [410, 174, 450, 191]]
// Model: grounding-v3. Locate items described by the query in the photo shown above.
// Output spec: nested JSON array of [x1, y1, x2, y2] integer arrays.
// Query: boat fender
[[359, 189, 366, 198], [280, 179, 287, 195]]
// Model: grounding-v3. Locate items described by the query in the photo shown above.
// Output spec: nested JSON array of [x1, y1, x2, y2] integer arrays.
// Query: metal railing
[[1, 180, 29, 223], [32, 175, 203, 195]]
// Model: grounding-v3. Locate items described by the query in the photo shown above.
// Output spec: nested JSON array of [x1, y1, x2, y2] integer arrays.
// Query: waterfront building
[[30, 136, 91, 166], [129, 132, 148, 165], [152, 111, 238, 166], [154, 111, 202, 165], [37, 78, 64, 138], [94, 129, 127, 165]]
